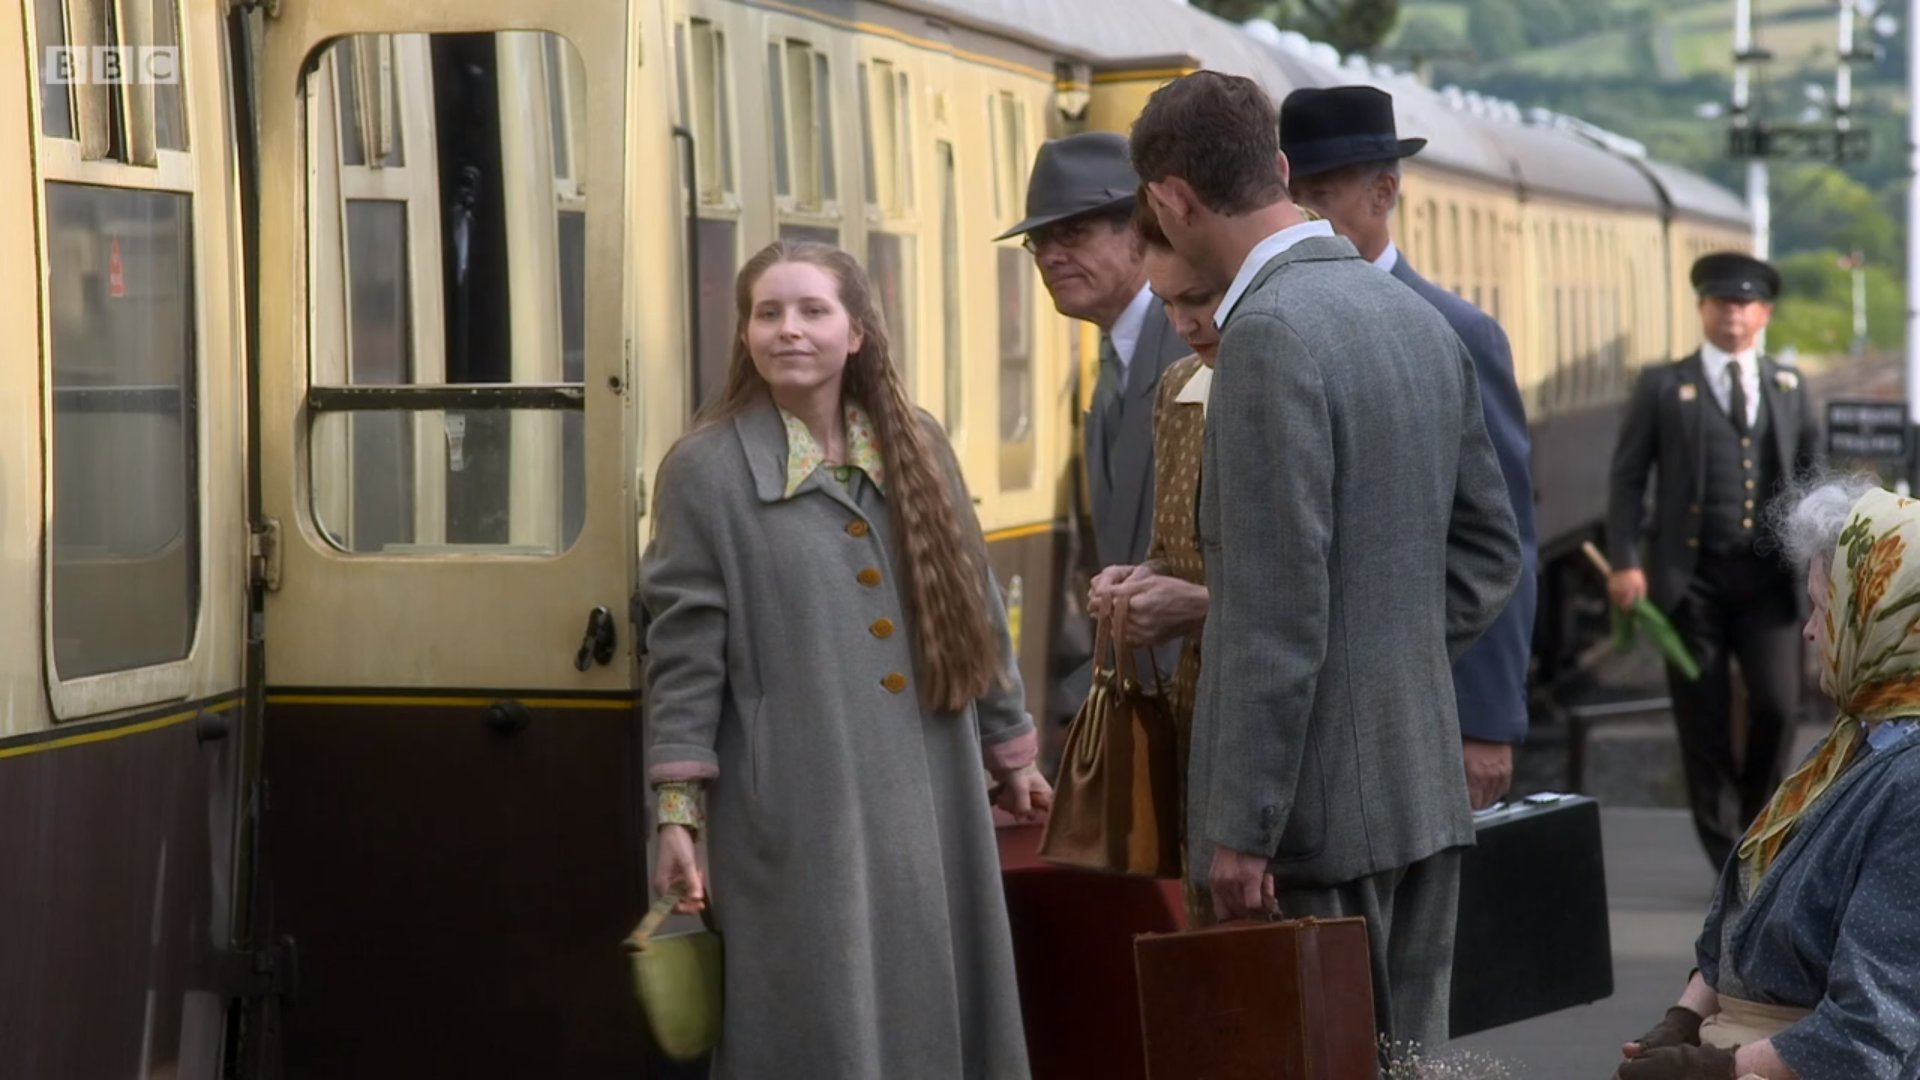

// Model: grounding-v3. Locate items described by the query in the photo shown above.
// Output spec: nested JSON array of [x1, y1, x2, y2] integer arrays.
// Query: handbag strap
[[1110, 594, 1165, 690], [625, 893, 681, 952], [626, 888, 717, 950]]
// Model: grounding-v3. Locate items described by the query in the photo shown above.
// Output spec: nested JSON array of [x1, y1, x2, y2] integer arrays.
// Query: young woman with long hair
[[640, 240, 1050, 1079]]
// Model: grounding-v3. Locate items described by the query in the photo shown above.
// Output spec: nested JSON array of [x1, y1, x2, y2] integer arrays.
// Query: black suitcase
[[1449, 794, 1613, 1038]]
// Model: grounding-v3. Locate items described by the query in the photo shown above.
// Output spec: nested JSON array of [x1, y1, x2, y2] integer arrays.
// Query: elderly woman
[[1616, 475, 1920, 1080]]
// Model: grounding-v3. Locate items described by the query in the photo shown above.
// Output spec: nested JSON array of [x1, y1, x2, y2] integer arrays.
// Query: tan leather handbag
[[1039, 596, 1182, 877]]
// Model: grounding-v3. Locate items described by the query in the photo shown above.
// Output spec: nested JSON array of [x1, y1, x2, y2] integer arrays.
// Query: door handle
[[576, 606, 617, 671]]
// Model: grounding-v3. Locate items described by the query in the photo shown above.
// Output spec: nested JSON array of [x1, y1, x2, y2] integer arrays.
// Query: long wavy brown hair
[[697, 240, 1004, 711]]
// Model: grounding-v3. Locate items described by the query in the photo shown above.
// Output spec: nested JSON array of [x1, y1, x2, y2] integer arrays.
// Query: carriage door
[[249, 4, 644, 1076]]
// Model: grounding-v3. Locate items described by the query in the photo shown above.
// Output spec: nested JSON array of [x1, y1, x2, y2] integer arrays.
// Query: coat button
[[1690, 503, 1702, 514], [1741, 437, 1753, 449], [1742, 460, 1753, 470], [882, 672, 908, 693], [1743, 518, 1754, 529], [846, 520, 870, 538], [857, 567, 882, 587], [871, 618, 895, 639], [1687, 538, 1700, 548]]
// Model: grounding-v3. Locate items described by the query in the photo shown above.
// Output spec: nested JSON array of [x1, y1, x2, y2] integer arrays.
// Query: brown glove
[[1616, 1044, 1737, 1080], [1628, 1006, 1705, 1052]]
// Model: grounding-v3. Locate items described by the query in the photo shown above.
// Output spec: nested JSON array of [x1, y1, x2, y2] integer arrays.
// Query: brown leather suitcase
[[1134, 916, 1380, 1080]]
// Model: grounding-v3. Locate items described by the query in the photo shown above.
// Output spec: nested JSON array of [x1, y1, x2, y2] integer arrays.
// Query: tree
[[1514, 0, 1572, 48], [1190, 0, 1275, 22], [1771, 165, 1901, 267], [1467, 0, 1528, 62], [1289, 0, 1401, 53], [1193, 0, 1402, 53], [1394, 11, 1469, 57]]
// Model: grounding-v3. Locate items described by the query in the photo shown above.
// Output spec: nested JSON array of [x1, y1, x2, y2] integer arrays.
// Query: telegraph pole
[[1733, 0, 1771, 257], [1907, 0, 1920, 489]]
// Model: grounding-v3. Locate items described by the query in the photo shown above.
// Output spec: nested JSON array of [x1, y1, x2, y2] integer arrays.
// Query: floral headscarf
[[1738, 486, 1920, 881]]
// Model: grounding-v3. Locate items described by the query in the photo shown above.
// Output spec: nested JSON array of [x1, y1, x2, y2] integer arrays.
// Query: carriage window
[[152, 0, 186, 151], [862, 60, 912, 215], [334, 36, 404, 168], [307, 32, 589, 556], [997, 246, 1033, 491], [939, 140, 962, 434], [767, 42, 790, 198], [693, 219, 739, 408], [868, 232, 913, 385], [814, 53, 836, 202], [36, 0, 75, 139], [46, 183, 199, 678], [683, 20, 734, 203], [990, 91, 1025, 223], [771, 39, 835, 210]]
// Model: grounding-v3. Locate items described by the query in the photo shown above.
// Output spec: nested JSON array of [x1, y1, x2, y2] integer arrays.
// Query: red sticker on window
[[109, 236, 126, 298]]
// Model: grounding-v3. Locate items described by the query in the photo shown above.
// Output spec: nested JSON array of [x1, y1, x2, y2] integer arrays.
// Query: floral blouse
[[656, 401, 886, 833]]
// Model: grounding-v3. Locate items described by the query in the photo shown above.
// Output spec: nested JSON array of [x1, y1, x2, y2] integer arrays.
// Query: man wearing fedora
[[1608, 252, 1820, 870], [1283, 85, 1540, 813], [998, 132, 1195, 709]]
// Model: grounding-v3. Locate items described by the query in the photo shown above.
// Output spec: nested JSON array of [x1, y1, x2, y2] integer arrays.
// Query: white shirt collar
[[1174, 364, 1213, 416], [1699, 340, 1761, 428], [1213, 219, 1337, 329], [1107, 283, 1157, 373], [1372, 240, 1399, 273]]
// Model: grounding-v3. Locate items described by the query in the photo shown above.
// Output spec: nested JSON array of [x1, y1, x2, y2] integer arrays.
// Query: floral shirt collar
[[780, 401, 885, 498]]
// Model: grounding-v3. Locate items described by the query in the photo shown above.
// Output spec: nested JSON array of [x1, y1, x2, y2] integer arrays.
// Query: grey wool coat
[[1192, 234, 1522, 890], [639, 391, 1034, 1080]]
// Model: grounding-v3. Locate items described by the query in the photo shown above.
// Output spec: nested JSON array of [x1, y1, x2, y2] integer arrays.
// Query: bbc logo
[[44, 46, 180, 85]]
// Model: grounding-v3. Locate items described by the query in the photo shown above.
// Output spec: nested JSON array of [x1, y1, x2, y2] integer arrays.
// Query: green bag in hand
[[623, 892, 723, 1061]]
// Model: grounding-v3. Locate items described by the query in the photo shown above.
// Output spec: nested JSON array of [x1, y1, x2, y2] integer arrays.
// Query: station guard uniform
[[1606, 252, 1821, 870]]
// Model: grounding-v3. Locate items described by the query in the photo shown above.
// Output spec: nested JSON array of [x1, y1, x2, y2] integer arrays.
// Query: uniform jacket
[[1606, 352, 1820, 611], [1392, 255, 1538, 745], [1193, 234, 1522, 890], [640, 393, 1033, 1079]]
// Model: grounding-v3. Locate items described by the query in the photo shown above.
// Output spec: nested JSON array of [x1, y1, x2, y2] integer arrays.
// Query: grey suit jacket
[[1193, 234, 1521, 889], [1606, 351, 1821, 611]]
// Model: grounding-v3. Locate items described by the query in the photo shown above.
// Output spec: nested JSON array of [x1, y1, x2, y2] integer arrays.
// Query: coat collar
[[734, 391, 794, 504], [1216, 229, 1353, 326], [731, 391, 872, 512]]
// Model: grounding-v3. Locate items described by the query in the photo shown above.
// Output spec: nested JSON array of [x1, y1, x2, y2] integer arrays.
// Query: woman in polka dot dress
[[1088, 205, 1221, 925]]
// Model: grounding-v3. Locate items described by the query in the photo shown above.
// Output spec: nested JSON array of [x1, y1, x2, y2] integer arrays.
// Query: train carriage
[[0, 0, 1746, 1075]]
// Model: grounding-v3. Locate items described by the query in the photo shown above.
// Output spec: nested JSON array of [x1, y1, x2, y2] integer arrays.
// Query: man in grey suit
[[998, 133, 1194, 705], [1283, 85, 1540, 810], [1130, 72, 1522, 1049]]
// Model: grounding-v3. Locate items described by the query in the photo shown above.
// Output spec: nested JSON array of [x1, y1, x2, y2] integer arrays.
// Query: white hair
[[1768, 471, 1885, 569]]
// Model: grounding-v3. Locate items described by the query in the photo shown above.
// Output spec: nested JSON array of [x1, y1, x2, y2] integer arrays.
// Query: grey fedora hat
[[993, 131, 1139, 242]]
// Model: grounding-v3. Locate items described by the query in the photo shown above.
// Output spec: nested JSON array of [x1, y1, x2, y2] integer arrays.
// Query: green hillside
[[1383, 0, 1912, 358]]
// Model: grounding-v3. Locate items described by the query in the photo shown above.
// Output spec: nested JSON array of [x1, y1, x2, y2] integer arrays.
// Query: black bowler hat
[[1279, 86, 1426, 180], [993, 132, 1138, 242], [1691, 252, 1781, 302]]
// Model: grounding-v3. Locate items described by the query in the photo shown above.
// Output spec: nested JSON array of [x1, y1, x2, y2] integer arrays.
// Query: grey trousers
[[1275, 847, 1463, 1054]]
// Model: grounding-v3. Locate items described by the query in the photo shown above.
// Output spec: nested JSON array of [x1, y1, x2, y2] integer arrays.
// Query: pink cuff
[[983, 729, 1038, 773], [649, 761, 720, 783]]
